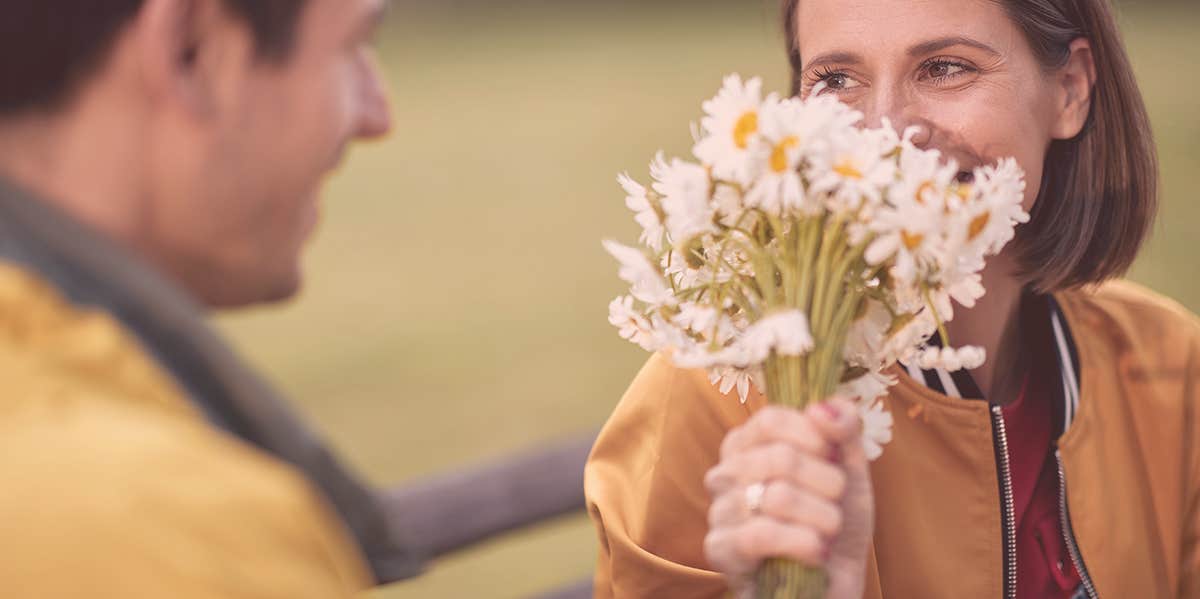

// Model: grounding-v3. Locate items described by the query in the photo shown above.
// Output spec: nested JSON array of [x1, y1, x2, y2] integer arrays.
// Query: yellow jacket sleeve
[[0, 387, 372, 598], [585, 353, 762, 598], [0, 261, 372, 597]]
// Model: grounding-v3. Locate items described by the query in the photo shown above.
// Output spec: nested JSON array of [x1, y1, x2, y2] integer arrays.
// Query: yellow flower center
[[733, 111, 758, 150], [901, 230, 924, 251], [770, 136, 800, 173], [956, 184, 974, 201], [834, 161, 863, 179], [914, 181, 934, 204], [968, 212, 991, 241]]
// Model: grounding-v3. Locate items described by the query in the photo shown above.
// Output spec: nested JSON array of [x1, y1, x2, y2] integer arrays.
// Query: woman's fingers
[[704, 515, 830, 576], [705, 397, 876, 596], [806, 397, 868, 469], [704, 441, 847, 499], [708, 480, 844, 538], [720, 405, 831, 460]]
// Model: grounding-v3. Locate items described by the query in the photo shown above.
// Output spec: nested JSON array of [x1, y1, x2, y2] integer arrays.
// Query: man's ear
[[1050, 38, 1097, 141], [132, 0, 252, 121]]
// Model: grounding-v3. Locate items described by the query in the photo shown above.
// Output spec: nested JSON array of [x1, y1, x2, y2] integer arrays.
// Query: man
[[0, 0, 424, 596]]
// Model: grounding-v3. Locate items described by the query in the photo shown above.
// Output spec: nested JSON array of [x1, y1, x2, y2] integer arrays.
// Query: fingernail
[[818, 402, 841, 421]]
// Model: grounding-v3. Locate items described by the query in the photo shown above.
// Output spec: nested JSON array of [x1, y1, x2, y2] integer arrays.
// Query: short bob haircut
[[782, 0, 1158, 293]]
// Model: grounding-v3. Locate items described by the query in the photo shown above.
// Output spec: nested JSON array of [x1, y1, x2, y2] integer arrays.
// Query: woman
[[585, 0, 1199, 597]]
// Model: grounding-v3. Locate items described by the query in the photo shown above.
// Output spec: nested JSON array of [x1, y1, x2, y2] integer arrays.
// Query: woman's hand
[[703, 398, 874, 599]]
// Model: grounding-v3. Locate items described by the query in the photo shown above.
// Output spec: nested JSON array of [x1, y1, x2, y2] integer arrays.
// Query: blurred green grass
[[216, 3, 1199, 597]]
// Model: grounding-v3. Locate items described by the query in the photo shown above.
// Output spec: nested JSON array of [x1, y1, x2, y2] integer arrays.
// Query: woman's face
[[794, 0, 1092, 212]]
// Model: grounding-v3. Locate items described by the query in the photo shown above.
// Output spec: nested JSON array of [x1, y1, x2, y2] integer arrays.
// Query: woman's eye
[[922, 60, 973, 82], [813, 71, 861, 94]]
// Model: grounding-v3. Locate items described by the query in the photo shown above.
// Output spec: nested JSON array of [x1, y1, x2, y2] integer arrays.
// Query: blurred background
[[217, 1, 1200, 597]]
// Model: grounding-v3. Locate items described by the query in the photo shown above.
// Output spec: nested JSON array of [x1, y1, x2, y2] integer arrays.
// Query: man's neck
[[0, 102, 147, 253]]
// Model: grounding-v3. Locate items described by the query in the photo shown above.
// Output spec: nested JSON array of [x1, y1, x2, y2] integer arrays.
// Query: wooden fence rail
[[386, 432, 597, 597]]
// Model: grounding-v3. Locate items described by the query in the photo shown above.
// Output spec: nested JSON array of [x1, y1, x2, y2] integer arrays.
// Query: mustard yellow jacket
[[586, 282, 1200, 598], [0, 261, 372, 598]]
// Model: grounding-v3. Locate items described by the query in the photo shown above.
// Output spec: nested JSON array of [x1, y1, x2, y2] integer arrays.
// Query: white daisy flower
[[890, 280, 929, 315], [958, 346, 987, 370], [709, 366, 758, 403], [618, 173, 665, 252], [651, 153, 715, 244], [957, 159, 1030, 256], [673, 302, 716, 329], [879, 309, 939, 365], [672, 342, 724, 370], [743, 97, 819, 216], [662, 238, 746, 293], [692, 74, 765, 185], [808, 124, 899, 213], [726, 309, 814, 365], [712, 184, 749, 228], [890, 143, 959, 211], [844, 299, 892, 369], [945, 272, 985, 310], [914, 345, 986, 372], [645, 314, 716, 367], [602, 240, 674, 306], [864, 195, 946, 284], [857, 396, 894, 461], [608, 296, 658, 352], [661, 250, 700, 290], [838, 369, 896, 403]]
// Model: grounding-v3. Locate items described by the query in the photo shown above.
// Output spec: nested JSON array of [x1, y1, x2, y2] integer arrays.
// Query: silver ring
[[744, 482, 767, 516]]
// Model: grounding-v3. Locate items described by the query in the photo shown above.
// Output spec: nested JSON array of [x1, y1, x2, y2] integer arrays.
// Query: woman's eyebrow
[[801, 36, 1000, 73], [908, 36, 1001, 57], [802, 51, 862, 73]]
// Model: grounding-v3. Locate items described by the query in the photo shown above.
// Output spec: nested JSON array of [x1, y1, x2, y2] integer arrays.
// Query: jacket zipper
[[1056, 450, 1098, 598], [990, 405, 1017, 599]]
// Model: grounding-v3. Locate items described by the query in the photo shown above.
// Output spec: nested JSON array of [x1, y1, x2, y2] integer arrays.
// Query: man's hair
[[0, 0, 307, 116], [781, 0, 1158, 292]]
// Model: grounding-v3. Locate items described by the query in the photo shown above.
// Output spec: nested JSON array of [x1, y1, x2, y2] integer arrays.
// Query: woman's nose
[[901, 122, 933, 147], [860, 90, 931, 148]]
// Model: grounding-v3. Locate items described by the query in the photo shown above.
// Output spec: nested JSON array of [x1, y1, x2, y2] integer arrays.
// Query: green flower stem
[[779, 231, 798, 308], [810, 218, 846, 344], [923, 285, 951, 347], [753, 216, 874, 599], [759, 349, 829, 599], [796, 217, 822, 313], [756, 559, 829, 599]]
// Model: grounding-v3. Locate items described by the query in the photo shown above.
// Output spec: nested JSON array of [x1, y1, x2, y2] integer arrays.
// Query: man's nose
[[355, 52, 393, 140]]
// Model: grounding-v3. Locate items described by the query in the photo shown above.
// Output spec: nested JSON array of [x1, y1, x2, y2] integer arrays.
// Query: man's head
[[0, 0, 392, 307]]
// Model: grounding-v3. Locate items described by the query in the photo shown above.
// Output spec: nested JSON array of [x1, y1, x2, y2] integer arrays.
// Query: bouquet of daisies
[[603, 75, 1027, 598]]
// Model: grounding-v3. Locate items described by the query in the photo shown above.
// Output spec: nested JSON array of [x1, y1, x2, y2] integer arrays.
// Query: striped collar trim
[[904, 296, 1081, 435], [1048, 296, 1082, 435]]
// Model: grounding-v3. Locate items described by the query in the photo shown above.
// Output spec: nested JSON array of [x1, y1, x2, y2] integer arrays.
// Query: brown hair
[[782, 0, 1158, 292], [0, 0, 308, 116]]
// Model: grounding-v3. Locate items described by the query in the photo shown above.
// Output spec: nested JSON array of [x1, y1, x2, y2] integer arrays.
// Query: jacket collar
[[904, 294, 1082, 435]]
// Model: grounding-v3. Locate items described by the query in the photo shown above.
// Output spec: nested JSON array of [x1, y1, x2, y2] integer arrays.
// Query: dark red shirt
[[1001, 375, 1082, 598]]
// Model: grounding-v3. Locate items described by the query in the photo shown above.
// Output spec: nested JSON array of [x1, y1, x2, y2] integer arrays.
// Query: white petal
[[865, 235, 900, 265], [857, 397, 894, 461]]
